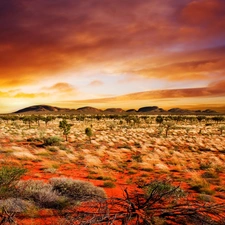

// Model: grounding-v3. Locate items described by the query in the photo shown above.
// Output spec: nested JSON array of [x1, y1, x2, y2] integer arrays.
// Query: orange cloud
[[44, 82, 77, 93], [0, 82, 78, 99], [0, 90, 49, 98], [88, 80, 104, 86], [2, 0, 224, 87], [67, 79, 225, 104], [41, 82, 79, 99], [134, 58, 225, 80]]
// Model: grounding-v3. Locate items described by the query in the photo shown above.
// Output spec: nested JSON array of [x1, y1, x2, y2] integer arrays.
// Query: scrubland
[[0, 114, 225, 224]]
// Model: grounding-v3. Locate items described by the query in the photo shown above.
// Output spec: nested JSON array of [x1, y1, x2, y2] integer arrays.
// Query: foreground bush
[[0, 198, 33, 213], [17, 180, 68, 209], [1, 171, 225, 224], [16, 178, 106, 209], [0, 166, 26, 198], [69, 179, 225, 225], [50, 177, 106, 201]]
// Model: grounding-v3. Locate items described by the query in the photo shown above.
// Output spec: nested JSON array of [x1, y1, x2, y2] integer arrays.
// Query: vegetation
[[43, 136, 61, 146], [102, 181, 116, 188], [85, 127, 93, 142], [59, 119, 72, 141], [49, 177, 106, 201], [0, 113, 225, 224], [0, 166, 27, 198], [67, 179, 225, 224]]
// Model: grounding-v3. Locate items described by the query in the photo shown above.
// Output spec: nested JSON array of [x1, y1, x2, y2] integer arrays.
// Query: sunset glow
[[1, 0, 225, 113]]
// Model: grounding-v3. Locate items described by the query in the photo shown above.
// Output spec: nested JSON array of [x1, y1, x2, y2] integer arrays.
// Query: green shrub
[[144, 180, 185, 199], [85, 127, 92, 141], [0, 166, 27, 198], [102, 181, 116, 188], [96, 176, 116, 181], [43, 136, 61, 146], [59, 119, 72, 141]]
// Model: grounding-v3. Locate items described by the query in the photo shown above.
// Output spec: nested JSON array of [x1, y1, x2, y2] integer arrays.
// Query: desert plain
[[0, 113, 225, 224]]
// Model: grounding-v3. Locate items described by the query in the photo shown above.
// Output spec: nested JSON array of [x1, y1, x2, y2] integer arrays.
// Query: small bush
[[50, 177, 106, 201], [144, 180, 185, 199], [0, 198, 33, 213], [43, 136, 61, 146], [102, 181, 116, 188], [96, 176, 116, 181], [197, 194, 214, 202], [134, 142, 141, 148], [17, 180, 67, 209], [47, 146, 58, 152], [200, 188, 215, 195], [199, 162, 212, 170], [132, 154, 143, 163], [201, 171, 218, 179], [189, 178, 212, 194], [0, 166, 27, 198], [85, 127, 92, 141]]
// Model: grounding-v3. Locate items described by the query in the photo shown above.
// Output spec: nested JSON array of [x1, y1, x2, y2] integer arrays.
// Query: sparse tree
[[197, 115, 206, 124], [212, 116, 224, 124], [85, 127, 92, 142], [22, 116, 34, 128], [164, 121, 174, 137], [59, 119, 72, 141], [156, 115, 164, 125], [219, 126, 225, 136], [42, 116, 54, 127]]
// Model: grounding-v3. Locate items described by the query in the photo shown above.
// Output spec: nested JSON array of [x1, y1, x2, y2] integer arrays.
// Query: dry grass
[[0, 114, 225, 203]]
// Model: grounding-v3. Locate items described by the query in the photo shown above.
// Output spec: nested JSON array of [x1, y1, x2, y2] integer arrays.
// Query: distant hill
[[104, 108, 125, 113], [138, 106, 165, 113], [13, 104, 220, 115], [77, 106, 102, 113], [168, 108, 191, 114], [14, 105, 71, 113]]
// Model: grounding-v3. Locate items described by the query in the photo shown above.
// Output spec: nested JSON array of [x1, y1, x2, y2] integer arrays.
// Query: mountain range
[[13, 105, 219, 115]]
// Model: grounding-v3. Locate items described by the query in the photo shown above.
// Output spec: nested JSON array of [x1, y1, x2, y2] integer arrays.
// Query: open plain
[[0, 114, 225, 224]]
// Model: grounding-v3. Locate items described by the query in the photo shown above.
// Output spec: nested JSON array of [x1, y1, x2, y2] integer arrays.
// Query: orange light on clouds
[[0, 0, 225, 113]]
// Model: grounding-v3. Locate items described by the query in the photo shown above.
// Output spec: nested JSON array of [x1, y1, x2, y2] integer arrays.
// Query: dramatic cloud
[[82, 79, 225, 102], [133, 58, 225, 81], [0, 0, 225, 112]]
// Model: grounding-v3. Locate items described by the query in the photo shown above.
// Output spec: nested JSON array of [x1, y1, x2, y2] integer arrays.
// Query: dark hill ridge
[[104, 108, 125, 113], [138, 106, 165, 113], [126, 109, 137, 113], [14, 105, 71, 113], [77, 106, 102, 113], [168, 108, 191, 114], [13, 104, 220, 115]]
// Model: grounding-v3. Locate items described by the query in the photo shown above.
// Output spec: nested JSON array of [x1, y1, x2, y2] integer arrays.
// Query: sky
[[0, 0, 225, 113]]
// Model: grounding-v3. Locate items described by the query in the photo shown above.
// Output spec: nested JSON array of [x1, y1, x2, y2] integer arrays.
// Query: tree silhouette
[[156, 115, 164, 125]]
